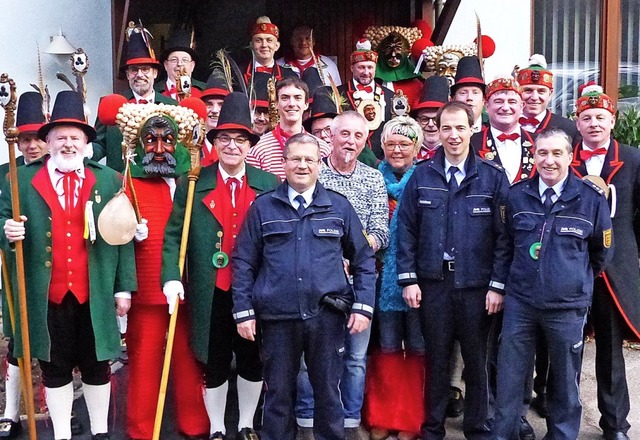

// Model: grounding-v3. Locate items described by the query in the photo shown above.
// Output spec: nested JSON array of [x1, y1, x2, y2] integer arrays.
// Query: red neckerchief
[[272, 124, 299, 150], [286, 56, 317, 75], [417, 145, 439, 161]]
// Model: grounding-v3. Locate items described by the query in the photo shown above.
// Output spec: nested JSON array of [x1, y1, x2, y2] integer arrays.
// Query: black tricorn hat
[[450, 56, 485, 96], [303, 89, 338, 132], [206, 92, 260, 146], [38, 91, 96, 142], [301, 68, 324, 102], [159, 28, 199, 65], [17, 92, 46, 133], [200, 69, 231, 100], [121, 29, 160, 73], [411, 75, 450, 115]]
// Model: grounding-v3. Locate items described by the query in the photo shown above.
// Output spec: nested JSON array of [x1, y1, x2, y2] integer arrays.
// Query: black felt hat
[[206, 92, 260, 146], [303, 89, 338, 132], [200, 69, 231, 100], [16, 92, 46, 134], [450, 56, 485, 96], [121, 29, 160, 73], [301, 67, 324, 101], [159, 28, 199, 65], [411, 75, 450, 114], [38, 91, 96, 141]]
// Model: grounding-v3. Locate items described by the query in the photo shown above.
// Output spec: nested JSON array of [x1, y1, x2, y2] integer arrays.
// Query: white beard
[[51, 150, 84, 172]]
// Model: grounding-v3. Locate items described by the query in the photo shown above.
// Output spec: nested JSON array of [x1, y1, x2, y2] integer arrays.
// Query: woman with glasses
[[365, 116, 426, 440]]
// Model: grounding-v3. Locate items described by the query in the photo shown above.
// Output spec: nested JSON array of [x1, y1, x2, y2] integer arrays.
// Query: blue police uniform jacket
[[231, 181, 377, 322], [396, 147, 509, 289], [495, 172, 613, 309]]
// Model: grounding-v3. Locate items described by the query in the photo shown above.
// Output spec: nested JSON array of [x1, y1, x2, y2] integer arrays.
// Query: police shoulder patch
[[603, 228, 612, 248], [582, 178, 606, 196]]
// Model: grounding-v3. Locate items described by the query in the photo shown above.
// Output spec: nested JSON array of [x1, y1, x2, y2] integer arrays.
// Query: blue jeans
[[493, 295, 588, 440], [296, 324, 372, 428], [377, 309, 425, 353]]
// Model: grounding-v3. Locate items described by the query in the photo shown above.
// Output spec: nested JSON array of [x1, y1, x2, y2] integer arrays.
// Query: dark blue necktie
[[295, 194, 306, 216], [446, 167, 459, 256], [543, 187, 555, 214]]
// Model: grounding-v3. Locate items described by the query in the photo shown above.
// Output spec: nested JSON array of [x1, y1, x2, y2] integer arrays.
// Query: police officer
[[397, 101, 509, 440], [232, 133, 376, 440], [492, 128, 613, 440]]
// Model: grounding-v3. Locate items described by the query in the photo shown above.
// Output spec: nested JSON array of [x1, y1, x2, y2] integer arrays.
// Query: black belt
[[443, 260, 455, 272]]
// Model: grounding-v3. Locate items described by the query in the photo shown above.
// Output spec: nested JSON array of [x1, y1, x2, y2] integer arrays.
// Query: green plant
[[614, 106, 640, 147]]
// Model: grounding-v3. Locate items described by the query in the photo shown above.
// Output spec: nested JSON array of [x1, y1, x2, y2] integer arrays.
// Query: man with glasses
[[233, 132, 376, 440], [92, 25, 177, 171], [156, 30, 207, 101], [247, 77, 331, 181], [411, 75, 450, 161], [162, 92, 278, 440], [295, 110, 388, 440], [397, 101, 509, 440]]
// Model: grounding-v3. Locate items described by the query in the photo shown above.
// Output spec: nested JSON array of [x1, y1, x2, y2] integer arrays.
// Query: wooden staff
[[0, 73, 37, 440], [152, 116, 204, 440]]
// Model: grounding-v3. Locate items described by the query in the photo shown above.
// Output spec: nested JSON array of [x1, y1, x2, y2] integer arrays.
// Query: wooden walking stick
[[0, 73, 37, 440], [152, 101, 205, 440]]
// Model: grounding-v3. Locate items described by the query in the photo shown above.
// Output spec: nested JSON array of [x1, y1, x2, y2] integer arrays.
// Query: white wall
[[0, 1, 113, 165], [444, 0, 532, 82]]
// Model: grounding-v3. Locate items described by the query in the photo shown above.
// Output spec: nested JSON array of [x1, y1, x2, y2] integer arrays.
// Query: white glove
[[162, 280, 185, 314], [134, 218, 149, 242], [4, 216, 27, 242]]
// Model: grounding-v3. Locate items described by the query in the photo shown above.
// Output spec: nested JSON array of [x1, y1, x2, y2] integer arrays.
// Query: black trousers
[[39, 293, 110, 388], [418, 270, 493, 440], [592, 279, 631, 435], [202, 288, 263, 388]]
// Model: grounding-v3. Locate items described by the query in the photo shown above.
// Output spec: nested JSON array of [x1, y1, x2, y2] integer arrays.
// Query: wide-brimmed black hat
[[38, 91, 96, 142], [17, 92, 46, 134], [411, 75, 450, 115], [200, 69, 231, 101], [206, 92, 260, 146], [301, 67, 324, 102], [450, 56, 485, 96], [120, 29, 160, 74], [303, 89, 338, 132], [159, 28, 199, 65]]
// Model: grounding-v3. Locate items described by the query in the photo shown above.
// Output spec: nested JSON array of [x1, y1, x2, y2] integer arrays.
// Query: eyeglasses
[[127, 65, 153, 75], [417, 116, 437, 126], [215, 135, 250, 148], [384, 142, 415, 152], [166, 57, 193, 65], [312, 126, 331, 137], [284, 156, 320, 166]]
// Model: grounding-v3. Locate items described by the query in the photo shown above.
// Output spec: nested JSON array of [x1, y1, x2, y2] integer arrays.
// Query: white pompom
[[256, 16, 272, 24], [582, 85, 603, 96], [528, 54, 548, 69], [356, 39, 372, 51]]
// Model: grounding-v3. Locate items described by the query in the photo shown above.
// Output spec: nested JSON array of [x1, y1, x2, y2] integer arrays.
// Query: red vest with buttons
[[126, 177, 173, 305], [202, 171, 256, 291], [36, 165, 94, 304]]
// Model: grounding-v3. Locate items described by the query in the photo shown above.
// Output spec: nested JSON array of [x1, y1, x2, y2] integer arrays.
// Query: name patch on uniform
[[472, 207, 491, 214], [603, 228, 612, 248], [317, 228, 341, 236], [418, 200, 432, 205], [560, 227, 584, 236]]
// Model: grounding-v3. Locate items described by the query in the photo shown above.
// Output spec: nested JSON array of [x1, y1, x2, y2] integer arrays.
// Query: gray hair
[[330, 110, 370, 138], [380, 115, 424, 149], [534, 128, 573, 155]]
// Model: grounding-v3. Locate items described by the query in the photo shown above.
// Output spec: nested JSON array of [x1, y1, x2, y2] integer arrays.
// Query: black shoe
[[530, 393, 548, 418], [92, 434, 111, 440], [519, 417, 535, 440], [236, 427, 260, 440], [603, 432, 630, 440], [0, 419, 22, 438], [446, 386, 464, 418], [210, 432, 226, 440]]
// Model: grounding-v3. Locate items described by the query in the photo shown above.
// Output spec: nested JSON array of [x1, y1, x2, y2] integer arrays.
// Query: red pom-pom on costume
[[411, 37, 433, 61], [97, 94, 128, 126], [411, 20, 433, 40], [180, 97, 208, 120], [474, 35, 496, 58]]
